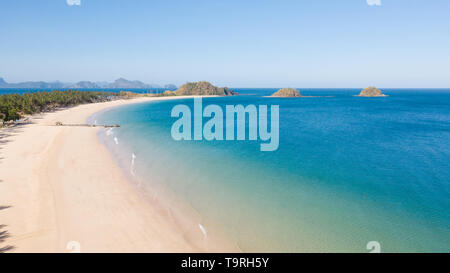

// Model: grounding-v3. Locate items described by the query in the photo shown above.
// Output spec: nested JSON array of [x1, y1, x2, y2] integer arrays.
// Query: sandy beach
[[0, 96, 236, 253]]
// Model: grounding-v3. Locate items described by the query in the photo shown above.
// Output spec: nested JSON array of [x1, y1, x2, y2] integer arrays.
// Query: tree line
[[0, 90, 118, 124]]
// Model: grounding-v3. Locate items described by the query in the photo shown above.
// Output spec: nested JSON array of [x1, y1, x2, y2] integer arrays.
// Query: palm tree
[[0, 90, 119, 122], [0, 112, 5, 127]]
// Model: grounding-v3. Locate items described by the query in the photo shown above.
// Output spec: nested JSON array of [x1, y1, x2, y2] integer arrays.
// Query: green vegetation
[[0, 90, 116, 123], [171, 81, 237, 96], [0, 82, 237, 125], [162, 90, 177, 96]]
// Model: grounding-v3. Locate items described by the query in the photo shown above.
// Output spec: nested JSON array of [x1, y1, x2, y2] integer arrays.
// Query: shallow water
[[91, 89, 450, 252]]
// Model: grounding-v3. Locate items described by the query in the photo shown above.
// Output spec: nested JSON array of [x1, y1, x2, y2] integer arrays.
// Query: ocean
[[0, 88, 166, 95], [89, 88, 449, 252]]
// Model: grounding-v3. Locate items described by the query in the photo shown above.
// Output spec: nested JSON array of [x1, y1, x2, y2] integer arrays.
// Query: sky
[[1, 0, 449, 88]]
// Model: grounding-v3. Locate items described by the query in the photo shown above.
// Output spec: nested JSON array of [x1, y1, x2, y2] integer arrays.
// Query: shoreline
[[0, 96, 237, 252]]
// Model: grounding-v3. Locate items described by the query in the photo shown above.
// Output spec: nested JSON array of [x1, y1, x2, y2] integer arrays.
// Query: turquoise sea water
[[91, 89, 450, 252]]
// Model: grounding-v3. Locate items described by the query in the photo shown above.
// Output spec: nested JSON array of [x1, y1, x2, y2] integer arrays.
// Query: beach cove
[[1, 89, 449, 252], [0, 95, 238, 252]]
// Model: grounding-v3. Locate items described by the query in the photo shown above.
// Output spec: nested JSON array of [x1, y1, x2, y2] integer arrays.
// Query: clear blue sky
[[1, 0, 449, 87]]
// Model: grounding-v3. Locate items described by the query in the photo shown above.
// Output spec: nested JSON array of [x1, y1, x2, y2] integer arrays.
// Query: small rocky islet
[[269, 88, 302, 97], [268, 87, 388, 98], [356, 86, 387, 97]]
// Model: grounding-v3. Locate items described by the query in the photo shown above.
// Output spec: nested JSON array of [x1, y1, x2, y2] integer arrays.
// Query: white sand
[[0, 96, 237, 253]]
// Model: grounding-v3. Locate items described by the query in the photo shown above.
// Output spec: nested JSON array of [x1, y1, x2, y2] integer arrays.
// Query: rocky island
[[357, 86, 387, 97], [270, 88, 302, 97], [164, 81, 237, 96]]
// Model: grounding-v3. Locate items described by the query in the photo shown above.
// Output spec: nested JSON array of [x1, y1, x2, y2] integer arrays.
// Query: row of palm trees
[[0, 90, 117, 124]]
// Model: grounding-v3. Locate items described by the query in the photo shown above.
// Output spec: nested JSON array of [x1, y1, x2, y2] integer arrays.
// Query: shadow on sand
[[0, 126, 25, 164], [0, 185, 15, 253], [0, 123, 32, 252], [0, 203, 15, 253], [0, 206, 11, 211], [0, 221, 15, 253], [0, 127, 24, 148]]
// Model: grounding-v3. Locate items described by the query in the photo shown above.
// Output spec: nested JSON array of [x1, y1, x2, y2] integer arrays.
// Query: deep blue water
[[0, 88, 166, 95], [91, 89, 449, 252]]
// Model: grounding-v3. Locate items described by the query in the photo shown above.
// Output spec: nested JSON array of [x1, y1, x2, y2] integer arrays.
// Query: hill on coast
[[165, 81, 237, 96]]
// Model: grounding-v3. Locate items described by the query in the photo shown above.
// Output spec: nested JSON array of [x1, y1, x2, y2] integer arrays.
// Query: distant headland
[[356, 86, 387, 97], [0, 77, 176, 90]]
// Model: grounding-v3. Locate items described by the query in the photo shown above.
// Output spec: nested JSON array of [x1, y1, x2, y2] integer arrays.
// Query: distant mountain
[[164, 84, 177, 90], [69, 81, 100, 89], [107, 78, 147, 88], [95, 81, 110, 88], [0, 78, 66, 89], [0, 77, 169, 90], [107, 78, 161, 89]]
